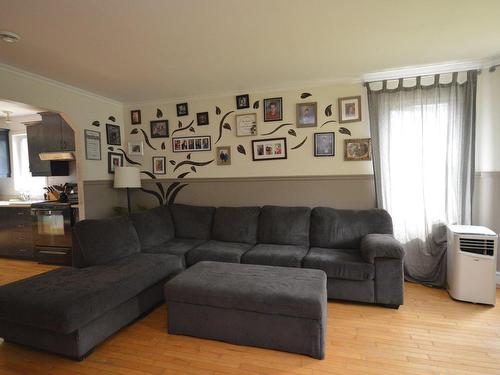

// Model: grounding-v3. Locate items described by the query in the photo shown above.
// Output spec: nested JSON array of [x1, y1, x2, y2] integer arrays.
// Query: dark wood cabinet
[[0, 129, 11, 178], [0, 207, 34, 260]]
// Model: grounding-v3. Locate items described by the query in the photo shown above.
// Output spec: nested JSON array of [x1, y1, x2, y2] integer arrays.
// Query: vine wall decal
[[130, 128, 157, 150], [262, 123, 293, 136], [291, 136, 308, 150], [171, 120, 195, 136], [339, 127, 352, 136], [215, 109, 234, 144]]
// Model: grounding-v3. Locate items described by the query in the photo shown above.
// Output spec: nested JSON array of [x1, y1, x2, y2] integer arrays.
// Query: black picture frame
[[172, 135, 212, 153], [150, 120, 169, 138], [176, 103, 189, 117], [236, 94, 250, 109], [314, 132, 335, 157], [263, 97, 283, 122], [106, 123, 121, 145], [152, 156, 166, 175], [251, 137, 287, 161], [130, 109, 141, 125], [108, 152, 123, 174], [196, 112, 209, 126]]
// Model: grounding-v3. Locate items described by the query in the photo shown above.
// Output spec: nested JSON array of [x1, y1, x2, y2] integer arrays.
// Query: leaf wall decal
[[339, 127, 352, 136], [118, 148, 142, 166], [161, 142, 166, 150], [291, 136, 308, 150], [320, 120, 337, 128], [168, 184, 188, 205], [237, 145, 246, 155], [140, 129, 157, 150], [171, 120, 194, 136], [178, 120, 182, 128], [156, 108, 163, 118], [130, 128, 138, 134], [215, 111, 235, 144], [92, 120, 100, 127], [169, 160, 176, 165], [325, 104, 333, 117], [216, 106, 221, 115], [108, 116, 116, 122], [300, 93, 312, 99], [253, 100, 260, 109], [288, 129, 297, 137], [187, 153, 191, 160], [223, 123, 231, 130], [189, 127, 195, 132], [262, 123, 293, 136], [173, 159, 214, 172], [108, 146, 114, 151], [191, 166, 197, 172]]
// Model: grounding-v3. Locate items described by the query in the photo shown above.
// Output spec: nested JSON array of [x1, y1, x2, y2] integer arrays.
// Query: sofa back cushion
[[129, 205, 175, 249], [169, 204, 216, 240], [258, 205, 311, 246], [72, 216, 140, 267], [310, 207, 393, 249], [212, 206, 260, 244]]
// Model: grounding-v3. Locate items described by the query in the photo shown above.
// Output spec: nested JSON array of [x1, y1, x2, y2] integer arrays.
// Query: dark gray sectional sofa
[[0, 203, 404, 360]]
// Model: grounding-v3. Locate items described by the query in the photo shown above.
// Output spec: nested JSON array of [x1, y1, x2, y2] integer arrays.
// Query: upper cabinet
[[26, 112, 75, 176], [0, 129, 11, 178]]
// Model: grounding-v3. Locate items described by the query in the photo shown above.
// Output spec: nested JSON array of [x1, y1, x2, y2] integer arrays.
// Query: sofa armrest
[[360, 234, 404, 264]]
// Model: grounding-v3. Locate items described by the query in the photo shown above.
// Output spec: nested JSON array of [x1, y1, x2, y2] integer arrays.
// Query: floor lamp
[[114, 166, 141, 213]]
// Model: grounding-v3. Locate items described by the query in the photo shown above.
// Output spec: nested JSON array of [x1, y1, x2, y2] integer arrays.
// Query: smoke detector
[[2, 111, 12, 124], [0, 31, 20, 44]]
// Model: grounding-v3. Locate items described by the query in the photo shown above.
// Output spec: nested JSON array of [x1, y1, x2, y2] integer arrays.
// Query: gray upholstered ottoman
[[164, 261, 327, 359]]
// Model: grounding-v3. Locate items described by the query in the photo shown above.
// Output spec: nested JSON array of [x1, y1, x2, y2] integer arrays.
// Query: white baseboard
[[497, 272, 500, 288]]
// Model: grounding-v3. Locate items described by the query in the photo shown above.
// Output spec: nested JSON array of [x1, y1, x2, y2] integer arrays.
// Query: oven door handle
[[31, 209, 65, 216]]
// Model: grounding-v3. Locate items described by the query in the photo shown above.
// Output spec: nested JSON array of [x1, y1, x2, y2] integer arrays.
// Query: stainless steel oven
[[31, 202, 74, 264]]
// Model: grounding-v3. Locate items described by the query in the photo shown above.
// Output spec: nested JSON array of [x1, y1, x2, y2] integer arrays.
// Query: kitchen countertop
[[0, 200, 43, 208]]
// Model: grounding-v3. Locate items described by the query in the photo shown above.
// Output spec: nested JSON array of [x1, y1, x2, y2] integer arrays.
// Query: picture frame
[[314, 132, 335, 157], [196, 112, 209, 126], [251, 137, 287, 161], [236, 94, 250, 109], [150, 120, 169, 138], [176, 103, 189, 117], [263, 97, 283, 122], [236, 113, 258, 137], [152, 156, 166, 175], [107, 152, 123, 174], [338, 95, 362, 123], [296, 102, 317, 128], [128, 141, 144, 156], [130, 109, 141, 125], [106, 123, 121, 145], [84, 129, 101, 160], [344, 138, 372, 161], [216, 146, 231, 166], [172, 135, 212, 153]]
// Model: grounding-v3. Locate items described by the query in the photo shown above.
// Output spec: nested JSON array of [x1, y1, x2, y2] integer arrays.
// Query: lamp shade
[[114, 166, 141, 188]]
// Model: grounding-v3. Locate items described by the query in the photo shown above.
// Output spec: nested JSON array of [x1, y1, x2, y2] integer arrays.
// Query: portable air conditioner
[[447, 225, 498, 305]]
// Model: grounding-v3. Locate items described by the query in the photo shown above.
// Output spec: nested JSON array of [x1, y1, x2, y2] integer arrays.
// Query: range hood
[[39, 151, 75, 161]]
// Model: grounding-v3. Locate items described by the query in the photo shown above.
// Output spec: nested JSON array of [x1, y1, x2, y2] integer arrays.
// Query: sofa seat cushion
[[0, 253, 183, 334], [142, 238, 206, 265], [258, 206, 311, 246], [212, 206, 260, 244], [186, 240, 253, 266], [129, 205, 175, 249], [241, 243, 308, 268], [170, 204, 216, 240], [303, 247, 374, 281]]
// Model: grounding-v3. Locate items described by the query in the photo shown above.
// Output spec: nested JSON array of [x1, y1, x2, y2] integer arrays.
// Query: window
[[11, 133, 46, 198]]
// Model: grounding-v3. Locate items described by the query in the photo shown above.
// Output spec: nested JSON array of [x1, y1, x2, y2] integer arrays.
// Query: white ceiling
[[1, 0, 500, 103], [0, 100, 44, 117]]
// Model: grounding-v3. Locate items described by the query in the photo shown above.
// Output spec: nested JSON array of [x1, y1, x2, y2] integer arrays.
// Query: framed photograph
[[172, 135, 212, 153], [176, 102, 188, 117], [338, 95, 362, 123], [296, 102, 317, 128], [130, 109, 141, 125], [196, 112, 209, 126], [152, 156, 166, 175], [236, 113, 257, 136], [84, 129, 101, 160], [252, 137, 287, 161], [106, 123, 121, 145], [150, 120, 169, 138], [216, 146, 231, 166], [344, 138, 372, 161], [314, 132, 335, 157], [128, 141, 144, 156], [107, 152, 123, 174], [236, 94, 250, 109], [263, 97, 283, 122]]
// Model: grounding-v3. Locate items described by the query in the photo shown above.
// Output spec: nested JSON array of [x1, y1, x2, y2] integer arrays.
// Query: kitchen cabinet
[[0, 207, 34, 259], [0, 129, 11, 178]]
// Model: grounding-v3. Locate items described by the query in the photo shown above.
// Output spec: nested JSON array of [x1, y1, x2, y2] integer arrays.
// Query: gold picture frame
[[344, 138, 371, 161]]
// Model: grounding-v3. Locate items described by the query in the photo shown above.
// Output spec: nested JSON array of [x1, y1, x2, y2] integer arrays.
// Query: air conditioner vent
[[459, 238, 495, 256]]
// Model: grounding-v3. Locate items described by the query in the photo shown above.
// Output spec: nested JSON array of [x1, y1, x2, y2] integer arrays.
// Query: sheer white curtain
[[367, 71, 477, 286]]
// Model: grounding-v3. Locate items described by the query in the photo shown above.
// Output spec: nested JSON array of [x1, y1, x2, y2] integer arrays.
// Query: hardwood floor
[[0, 259, 499, 375]]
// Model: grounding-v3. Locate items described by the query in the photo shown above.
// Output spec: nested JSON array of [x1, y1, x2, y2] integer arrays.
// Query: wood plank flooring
[[0, 258, 499, 375]]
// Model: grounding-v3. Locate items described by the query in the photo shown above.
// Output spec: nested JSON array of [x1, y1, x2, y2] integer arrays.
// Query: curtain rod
[[362, 69, 482, 87]]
